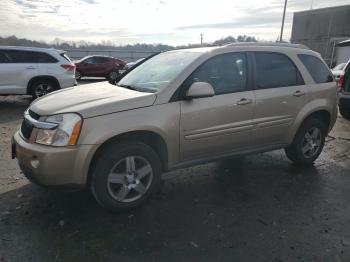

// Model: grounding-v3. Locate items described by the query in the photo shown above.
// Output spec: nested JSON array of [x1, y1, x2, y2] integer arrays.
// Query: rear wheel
[[339, 106, 350, 120], [30, 79, 57, 99], [90, 141, 162, 211], [75, 70, 82, 80], [285, 118, 326, 166]]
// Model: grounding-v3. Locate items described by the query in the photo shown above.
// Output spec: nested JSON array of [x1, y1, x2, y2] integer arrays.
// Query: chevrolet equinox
[[13, 43, 338, 211]]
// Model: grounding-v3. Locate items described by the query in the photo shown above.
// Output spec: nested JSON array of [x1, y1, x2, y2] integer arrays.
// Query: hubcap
[[302, 127, 322, 158], [75, 71, 81, 79], [34, 84, 54, 97], [107, 156, 153, 203], [109, 71, 118, 80]]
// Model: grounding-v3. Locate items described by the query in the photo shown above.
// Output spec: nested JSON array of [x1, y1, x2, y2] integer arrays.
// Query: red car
[[74, 55, 126, 80]]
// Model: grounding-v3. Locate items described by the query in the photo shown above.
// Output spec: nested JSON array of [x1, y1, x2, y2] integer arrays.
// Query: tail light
[[61, 64, 76, 71], [338, 74, 344, 89]]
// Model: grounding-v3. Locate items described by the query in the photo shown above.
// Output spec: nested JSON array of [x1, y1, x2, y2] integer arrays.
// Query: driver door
[[179, 52, 255, 161]]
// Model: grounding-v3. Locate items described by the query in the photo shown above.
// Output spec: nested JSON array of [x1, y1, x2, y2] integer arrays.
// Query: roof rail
[[223, 42, 310, 50]]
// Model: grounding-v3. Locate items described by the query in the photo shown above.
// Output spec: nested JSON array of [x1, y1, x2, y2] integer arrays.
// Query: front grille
[[20, 110, 41, 140]]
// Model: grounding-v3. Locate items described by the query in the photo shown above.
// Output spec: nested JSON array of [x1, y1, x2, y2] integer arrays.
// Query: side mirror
[[186, 82, 215, 99]]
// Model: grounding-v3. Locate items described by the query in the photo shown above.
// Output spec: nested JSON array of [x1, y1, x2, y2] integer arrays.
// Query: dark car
[[74, 55, 126, 80], [338, 60, 350, 120]]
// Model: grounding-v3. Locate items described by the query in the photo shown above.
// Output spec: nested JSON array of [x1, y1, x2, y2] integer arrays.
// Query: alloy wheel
[[107, 156, 153, 203], [301, 127, 322, 158]]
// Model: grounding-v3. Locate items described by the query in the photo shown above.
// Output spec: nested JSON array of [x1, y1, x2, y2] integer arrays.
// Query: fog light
[[30, 159, 40, 169]]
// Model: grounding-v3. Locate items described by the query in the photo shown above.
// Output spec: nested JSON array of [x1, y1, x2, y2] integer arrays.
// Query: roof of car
[[0, 45, 65, 53], [172, 42, 310, 54]]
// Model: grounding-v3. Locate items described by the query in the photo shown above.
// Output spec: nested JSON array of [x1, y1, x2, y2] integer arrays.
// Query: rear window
[[5, 50, 58, 63], [298, 54, 333, 83], [60, 53, 72, 63]]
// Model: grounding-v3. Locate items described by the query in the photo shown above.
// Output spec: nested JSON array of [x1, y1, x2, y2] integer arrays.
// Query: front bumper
[[13, 131, 97, 188]]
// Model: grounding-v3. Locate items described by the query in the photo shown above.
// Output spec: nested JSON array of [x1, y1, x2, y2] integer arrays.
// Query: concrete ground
[[1, 82, 350, 262]]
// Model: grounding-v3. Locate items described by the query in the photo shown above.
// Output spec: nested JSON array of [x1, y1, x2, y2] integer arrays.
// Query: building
[[291, 5, 350, 66]]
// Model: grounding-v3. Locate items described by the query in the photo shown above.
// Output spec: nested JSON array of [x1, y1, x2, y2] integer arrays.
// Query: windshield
[[117, 50, 202, 93], [333, 63, 346, 71]]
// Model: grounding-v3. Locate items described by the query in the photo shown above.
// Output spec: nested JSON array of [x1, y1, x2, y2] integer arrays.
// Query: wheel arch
[[289, 108, 331, 144], [87, 130, 169, 185]]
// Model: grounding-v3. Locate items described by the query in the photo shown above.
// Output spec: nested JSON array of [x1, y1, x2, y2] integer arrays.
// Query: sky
[[0, 0, 349, 46]]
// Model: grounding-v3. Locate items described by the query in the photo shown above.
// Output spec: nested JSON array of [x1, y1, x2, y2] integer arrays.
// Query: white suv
[[0, 46, 76, 99]]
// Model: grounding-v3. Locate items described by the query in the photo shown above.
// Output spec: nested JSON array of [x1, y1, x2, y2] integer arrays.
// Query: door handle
[[237, 98, 252, 105], [293, 90, 305, 97], [26, 66, 35, 70]]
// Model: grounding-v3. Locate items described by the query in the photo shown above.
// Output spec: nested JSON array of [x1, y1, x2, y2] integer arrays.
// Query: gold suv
[[13, 43, 338, 211]]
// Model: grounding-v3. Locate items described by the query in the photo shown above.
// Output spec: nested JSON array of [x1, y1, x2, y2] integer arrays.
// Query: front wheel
[[285, 118, 326, 166], [90, 141, 162, 211], [108, 71, 119, 81]]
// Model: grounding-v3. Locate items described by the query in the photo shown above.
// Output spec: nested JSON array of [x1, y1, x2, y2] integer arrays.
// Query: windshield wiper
[[117, 84, 137, 90]]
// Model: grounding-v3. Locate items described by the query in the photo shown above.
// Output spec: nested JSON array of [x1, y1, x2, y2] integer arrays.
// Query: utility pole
[[200, 33, 203, 46], [279, 0, 288, 42]]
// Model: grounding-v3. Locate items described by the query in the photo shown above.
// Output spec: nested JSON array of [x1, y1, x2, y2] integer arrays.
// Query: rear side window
[[254, 52, 304, 89], [298, 54, 333, 83], [95, 57, 111, 63], [5, 50, 57, 63], [187, 52, 248, 95], [0, 51, 10, 63]]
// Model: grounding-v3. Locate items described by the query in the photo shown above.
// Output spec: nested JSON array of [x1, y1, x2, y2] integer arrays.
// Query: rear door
[[252, 52, 308, 146], [0, 50, 38, 94], [180, 52, 255, 161]]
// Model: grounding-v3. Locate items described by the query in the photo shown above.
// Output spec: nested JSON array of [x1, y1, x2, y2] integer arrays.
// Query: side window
[[298, 54, 333, 83], [4, 50, 57, 63], [95, 57, 110, 63], [35, 52, 58, 63], [254, 52, 304, 89], [0, 51, 10, 63], [84, 57, 96, 64], [188, 52, 247, 95], [5, 50, 37, 63]]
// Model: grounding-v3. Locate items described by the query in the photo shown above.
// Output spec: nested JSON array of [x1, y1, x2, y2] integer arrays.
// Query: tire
[[108, 71, 119, 80], [285, 118, 326, 166], [339, 106, 350, 120], [90, 141, 162, 211], [30, 79, 58, 99], [75, 70, 82, 80]]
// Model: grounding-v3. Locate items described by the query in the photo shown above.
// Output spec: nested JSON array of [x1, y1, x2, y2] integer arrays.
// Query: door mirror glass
[[186, 82, 215, 99]]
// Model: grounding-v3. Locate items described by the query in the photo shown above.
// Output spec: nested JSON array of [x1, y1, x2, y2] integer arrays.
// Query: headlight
[[35, 113, 82, 146]]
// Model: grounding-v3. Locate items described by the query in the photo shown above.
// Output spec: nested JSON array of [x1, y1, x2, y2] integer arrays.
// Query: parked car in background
[[331, 62, 347, 81], [13, 43, 337, 211], [74, 55, 126, 81], [124, 58, 145, 70], [0, 46, 76, 99], [338, 60, 350, 120]]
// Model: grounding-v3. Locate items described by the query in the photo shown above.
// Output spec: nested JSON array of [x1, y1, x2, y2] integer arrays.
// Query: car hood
[[30, 82, 157, 118]]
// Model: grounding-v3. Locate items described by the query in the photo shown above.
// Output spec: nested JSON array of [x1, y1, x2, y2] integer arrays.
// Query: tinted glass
[[255, 53, 304, 89], [84, 57, 95, 64], [0, 51, 10, 63], [95, 57, 110, 63], [5, 50, 57, 63], [35, 52, 58, 63], [298, 54, 333, 83], [188, 53, 247, 95]]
